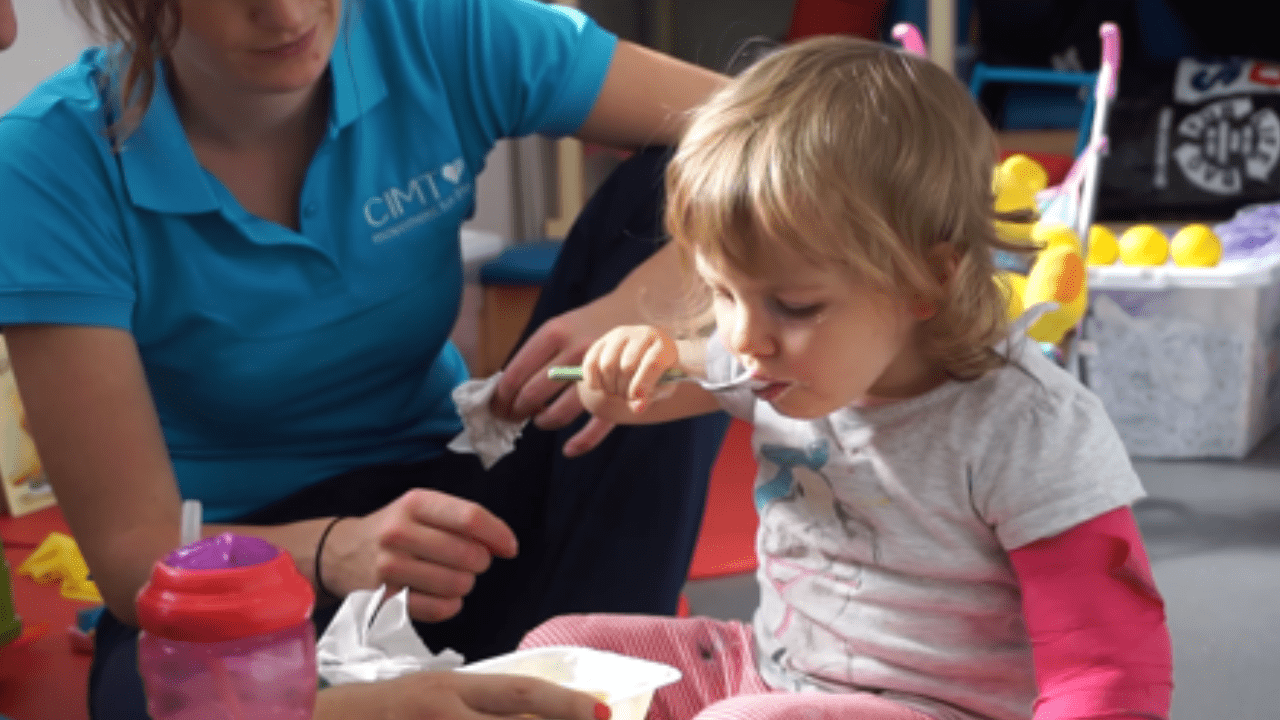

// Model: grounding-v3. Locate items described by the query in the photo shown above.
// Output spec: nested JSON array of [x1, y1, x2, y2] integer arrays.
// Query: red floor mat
[[1, 507, 93, 720], [688, 418, 759, 580]]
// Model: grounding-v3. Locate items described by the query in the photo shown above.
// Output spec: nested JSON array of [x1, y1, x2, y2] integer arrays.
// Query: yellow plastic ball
[[1170, 223, 1223, 268], [1086, 225, 1119, 265], [1118, 224, 1169, 266]]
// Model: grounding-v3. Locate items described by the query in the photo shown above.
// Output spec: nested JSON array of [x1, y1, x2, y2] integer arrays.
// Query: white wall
[[0, 1, 93, 114]]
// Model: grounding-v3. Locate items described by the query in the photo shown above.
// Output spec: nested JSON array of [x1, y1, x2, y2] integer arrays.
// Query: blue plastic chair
[[967, 0, 1198, 158], [968, 64, 1099, 158], [478, 239, 563, 287]]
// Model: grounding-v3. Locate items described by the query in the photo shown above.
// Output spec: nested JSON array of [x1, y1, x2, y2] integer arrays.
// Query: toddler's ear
[[927, 241, 959, 286], [910, 296, 938, 320], [910, 242, 959, 319]]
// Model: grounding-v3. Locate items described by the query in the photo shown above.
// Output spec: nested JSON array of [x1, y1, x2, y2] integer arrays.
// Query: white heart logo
[[441, 159, 465, 184]]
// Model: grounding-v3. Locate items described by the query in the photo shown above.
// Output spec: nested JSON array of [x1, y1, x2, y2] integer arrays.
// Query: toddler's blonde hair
[[666, 35, 1030, 380]]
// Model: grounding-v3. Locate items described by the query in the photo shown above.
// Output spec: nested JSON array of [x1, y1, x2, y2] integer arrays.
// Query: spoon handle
[[547, 366, 689, 383], [547, 366, 758, 393]]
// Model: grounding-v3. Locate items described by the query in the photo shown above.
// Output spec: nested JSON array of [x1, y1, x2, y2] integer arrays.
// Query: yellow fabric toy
[[18, 531, 103, 604], [991, 155, 1089, 346], [992, 153, 1045, 244], [1022, 241, 1088, 344]]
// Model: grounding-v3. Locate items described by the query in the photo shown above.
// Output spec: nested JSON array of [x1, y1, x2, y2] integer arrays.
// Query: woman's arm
[[5, 325, 184, 624], [489, 44, 726, 454], [576, 40, 726, 148], [4, 324, 518, 626]]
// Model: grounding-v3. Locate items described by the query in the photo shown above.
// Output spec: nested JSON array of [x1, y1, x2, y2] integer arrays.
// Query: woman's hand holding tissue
[[320, 488, 518, 622], [489, 242, 689, 456], [489, 299, 619, 457], [314, 669, 611, 720]]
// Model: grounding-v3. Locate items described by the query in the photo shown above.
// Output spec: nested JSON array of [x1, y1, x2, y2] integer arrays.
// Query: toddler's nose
[[724, 308, 775, 359]]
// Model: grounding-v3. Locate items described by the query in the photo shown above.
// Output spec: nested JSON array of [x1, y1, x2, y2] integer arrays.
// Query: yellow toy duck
[[991, 154, 1088, 346]]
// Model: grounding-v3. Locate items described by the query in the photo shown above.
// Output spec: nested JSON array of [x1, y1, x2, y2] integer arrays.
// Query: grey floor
[[683, 429, 1280, 720]]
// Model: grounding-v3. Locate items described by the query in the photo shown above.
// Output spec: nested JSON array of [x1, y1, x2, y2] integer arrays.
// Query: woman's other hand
[[488, 296, 621, 457], [321, 489, 519, 622], [314, 670, 611, 720], [488, 236, 694, 456]]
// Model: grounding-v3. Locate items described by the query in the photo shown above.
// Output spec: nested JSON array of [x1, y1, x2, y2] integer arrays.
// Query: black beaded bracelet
[[314, 516, 347, 602]]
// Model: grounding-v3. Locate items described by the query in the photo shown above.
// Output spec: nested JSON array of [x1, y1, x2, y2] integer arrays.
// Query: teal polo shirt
[[0, 0, 616, 521]]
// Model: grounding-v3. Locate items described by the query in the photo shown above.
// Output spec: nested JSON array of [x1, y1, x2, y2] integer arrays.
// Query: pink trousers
[[520, 614, 934, 720]]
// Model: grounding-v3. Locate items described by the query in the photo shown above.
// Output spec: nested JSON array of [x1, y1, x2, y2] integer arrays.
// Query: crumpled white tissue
[[448, 372, 526, 470], [316, 585, 464, 685]]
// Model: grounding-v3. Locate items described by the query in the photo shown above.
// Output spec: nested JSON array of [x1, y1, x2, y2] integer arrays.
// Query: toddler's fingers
[[580, 341, 604, 392], [594, 336, 627, 397], [615, 331, 646, 374], [628, 340, 672, 412]]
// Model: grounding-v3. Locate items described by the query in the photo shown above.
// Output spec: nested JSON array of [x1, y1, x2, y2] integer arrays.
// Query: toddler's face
[[696, 242, 942, 419]]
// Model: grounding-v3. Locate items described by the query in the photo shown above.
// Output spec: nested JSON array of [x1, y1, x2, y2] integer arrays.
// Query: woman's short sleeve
[[0, 83, 136, 329], [411, 0, 618, 142]]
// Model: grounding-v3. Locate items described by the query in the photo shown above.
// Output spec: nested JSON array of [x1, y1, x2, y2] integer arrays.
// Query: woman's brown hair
[[69, 0, 182, 140]]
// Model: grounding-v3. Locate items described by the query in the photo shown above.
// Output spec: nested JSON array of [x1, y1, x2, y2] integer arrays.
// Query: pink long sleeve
[[1007, 507, 1173, 720]]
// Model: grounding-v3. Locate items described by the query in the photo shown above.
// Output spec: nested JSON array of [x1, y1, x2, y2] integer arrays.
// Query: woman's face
[[172, 0, 342, 95]]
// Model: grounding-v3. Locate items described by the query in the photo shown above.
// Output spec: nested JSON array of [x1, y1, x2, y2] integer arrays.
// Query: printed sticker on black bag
[[1098, 57, 1280, 221]]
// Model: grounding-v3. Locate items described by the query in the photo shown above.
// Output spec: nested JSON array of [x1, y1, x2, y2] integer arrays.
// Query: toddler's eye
[[772, 299, 824, 318]]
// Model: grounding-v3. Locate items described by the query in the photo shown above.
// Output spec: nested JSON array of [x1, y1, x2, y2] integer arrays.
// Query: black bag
[[1096, 56, 1280, 221]]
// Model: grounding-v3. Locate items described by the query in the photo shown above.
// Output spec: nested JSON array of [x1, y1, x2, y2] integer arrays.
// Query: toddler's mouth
[[752, 380, 790, 401]]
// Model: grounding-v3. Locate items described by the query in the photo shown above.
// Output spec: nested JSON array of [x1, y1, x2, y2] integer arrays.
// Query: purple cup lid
[[164, 532, 278, 570], [138, 532, 312, 640]]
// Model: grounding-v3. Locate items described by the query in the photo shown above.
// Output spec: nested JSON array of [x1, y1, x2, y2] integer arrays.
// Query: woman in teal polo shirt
[[0, 0, 726, 717]]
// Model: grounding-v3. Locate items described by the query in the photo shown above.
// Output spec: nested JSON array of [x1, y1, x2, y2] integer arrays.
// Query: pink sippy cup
[[135, 532, 317, 720]]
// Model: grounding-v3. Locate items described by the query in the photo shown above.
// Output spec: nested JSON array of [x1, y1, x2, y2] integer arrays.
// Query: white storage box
[[1084, 245, 1280, 459], [459, 646, 681, 720]]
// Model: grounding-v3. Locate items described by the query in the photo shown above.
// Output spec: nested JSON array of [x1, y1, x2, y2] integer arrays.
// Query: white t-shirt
[[706, 334, 1146, 720]]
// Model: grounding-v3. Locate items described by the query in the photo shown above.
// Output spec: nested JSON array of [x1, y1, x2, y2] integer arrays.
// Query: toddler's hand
[[581, 325, 680, 415]]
